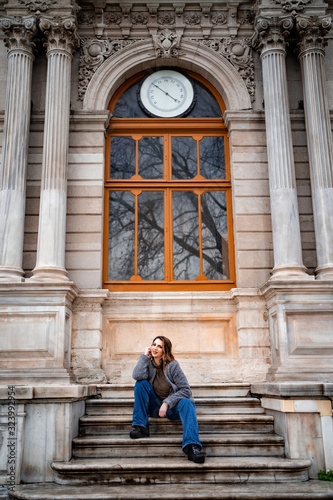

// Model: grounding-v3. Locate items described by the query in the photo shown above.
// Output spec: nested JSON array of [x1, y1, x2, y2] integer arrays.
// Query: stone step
[[51, 456, 311, 485], [72, 432, 285, 458], [9, 481, 333, 500], [85, 397, 264, 416], [96, 383, 251, 399], [79, 414, 274, 435]]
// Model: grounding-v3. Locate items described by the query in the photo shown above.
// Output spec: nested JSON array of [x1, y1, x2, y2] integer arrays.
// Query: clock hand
[[152, 84, 179, 103]]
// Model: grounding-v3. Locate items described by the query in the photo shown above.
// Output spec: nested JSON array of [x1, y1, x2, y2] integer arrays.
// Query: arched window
[[103, 69, 235, 291]]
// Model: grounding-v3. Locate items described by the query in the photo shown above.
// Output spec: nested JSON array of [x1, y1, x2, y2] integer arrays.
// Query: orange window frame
[[103, 73, 236, 292]]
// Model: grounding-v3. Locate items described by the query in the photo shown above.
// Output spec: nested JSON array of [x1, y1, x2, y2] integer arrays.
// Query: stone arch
[[83, 39, 252, 111]]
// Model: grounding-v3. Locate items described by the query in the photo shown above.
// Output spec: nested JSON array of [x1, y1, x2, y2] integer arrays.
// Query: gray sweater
[[132, 354, 194, 409]]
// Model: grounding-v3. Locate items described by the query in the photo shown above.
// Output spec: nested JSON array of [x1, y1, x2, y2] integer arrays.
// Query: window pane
[[200, 137, 225, 179], [138, 191, 164, 280], [172, 137, 197, 179], [202, 191, 229, 279], [172, 191, 200, 280], [110, 137, 136, 179], [187, 80, 222, 118], [139, 137, 164, 179], [108, 191, 135, 280]]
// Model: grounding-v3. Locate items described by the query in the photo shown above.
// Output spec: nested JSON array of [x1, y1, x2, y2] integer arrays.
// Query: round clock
[[138, 70, 195, 118]]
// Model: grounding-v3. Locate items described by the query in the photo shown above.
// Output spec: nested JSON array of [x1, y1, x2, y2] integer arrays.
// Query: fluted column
[[254, 17, 307, 279], [32, 17, 79, 282], [0, 16, 37, 281], [296, 15, 333, 279]]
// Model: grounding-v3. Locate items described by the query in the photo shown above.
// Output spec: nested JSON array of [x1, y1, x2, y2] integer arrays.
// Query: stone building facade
[[0, 0, 333, 491]]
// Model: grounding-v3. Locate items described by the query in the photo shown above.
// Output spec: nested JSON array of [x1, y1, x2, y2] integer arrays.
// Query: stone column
[[254, 16, 307, 279], [0, 16, 37, 281], [32, 17, 79, 282], [296, 15, 333, 280]]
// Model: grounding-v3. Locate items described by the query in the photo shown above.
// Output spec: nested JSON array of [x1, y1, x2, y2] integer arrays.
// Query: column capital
[[39, 15, 79, 57], [296, 14, 332, 56], [253, 15, 293, 54], [0, 15, 37, 56]]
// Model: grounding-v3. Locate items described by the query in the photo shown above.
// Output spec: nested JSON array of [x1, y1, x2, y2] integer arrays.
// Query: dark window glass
[[172, 191, 200, 280], [137, 191, 164, 280], [108, 191, 135, 280], [200, 137, 225, 179], [112, 75, 222, 118], [139, 137, 164, 179], [110, 137, 136, 179], [202, 191, 229, 279], [172, 137, 197, 179]]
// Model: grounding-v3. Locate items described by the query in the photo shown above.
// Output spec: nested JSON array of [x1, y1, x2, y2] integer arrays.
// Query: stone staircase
[[9, 384, 333, 499]]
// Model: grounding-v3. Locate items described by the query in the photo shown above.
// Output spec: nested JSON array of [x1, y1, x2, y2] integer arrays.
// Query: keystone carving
[[152, 28, 182, 58], [198, 37, 255, 101], [78, 37, 136, 100], [0, 15, 37, 54], [296, 15, 332, 54], [40, 16, 79, 56]]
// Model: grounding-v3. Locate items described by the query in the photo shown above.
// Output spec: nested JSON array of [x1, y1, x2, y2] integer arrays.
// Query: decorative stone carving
[[78, 10, 95, 25], [296, 14, 332, 54], [157, 12, 175, 25], [0, 15, 37, 54], [152, 28, 182, 58], [211, 12, 227, 25], [78, 37, 136, 100], [104, 11, 122, 25], [253, 15, 293, 52], [40, 16, 79, 56], [131, 12, 149, 25], [272, 0, 312, 13], [238, 10, 254, 26], [18, 0, 57, 14], [184, 12, 202, 25], [198, 37, 255, 101]]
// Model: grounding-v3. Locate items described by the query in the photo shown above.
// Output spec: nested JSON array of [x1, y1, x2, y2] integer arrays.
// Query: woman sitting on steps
[[130, 335, 205, 464]]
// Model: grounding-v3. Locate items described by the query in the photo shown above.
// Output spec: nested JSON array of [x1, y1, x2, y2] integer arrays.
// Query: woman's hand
[[145, 346, 152, 357], [159, 402, 168, 418]]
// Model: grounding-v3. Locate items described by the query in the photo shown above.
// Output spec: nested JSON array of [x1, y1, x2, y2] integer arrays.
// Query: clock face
[[139, 70, 195, 118]]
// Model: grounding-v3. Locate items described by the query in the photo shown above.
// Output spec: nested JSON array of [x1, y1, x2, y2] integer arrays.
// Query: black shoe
[[187, 444, 205, 464], [130, 426, 150, 439]]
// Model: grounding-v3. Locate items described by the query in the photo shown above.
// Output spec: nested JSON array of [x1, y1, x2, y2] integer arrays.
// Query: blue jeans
[[132, 380, 202, 452]]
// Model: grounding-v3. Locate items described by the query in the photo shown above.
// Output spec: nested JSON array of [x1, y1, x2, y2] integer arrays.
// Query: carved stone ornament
[[131, 12, 149, 25], [78, 37, 136, 100], [238, 10, 254, 26], [157, 12, 175, 25], [40, 16, 79, 56], [0, 15, 37, 54], [104, 12, 122, 25], [184, 12, 202, 25], [252, 15, 294, 52], [296, 14, 332, 54], [78, 10, 95, 25], [211, 12, 227, 25], [271, 0, 313, 13], [198, 37, 255, 101], [18, 0, 57, 14], [152, 28, 182, 58]]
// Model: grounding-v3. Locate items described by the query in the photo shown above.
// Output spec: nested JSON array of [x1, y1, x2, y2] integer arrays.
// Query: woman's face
[[151, 337, 164, 363]]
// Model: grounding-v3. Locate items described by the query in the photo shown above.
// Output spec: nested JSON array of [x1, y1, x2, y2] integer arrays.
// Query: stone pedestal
[[0, 283, 78, 385], [0, 385, 95, 486], [261, 280, 333, 381], [254, 16, 307, 280], [252, 382, 333, 478], [0, 16, 36, 282], [32, 17, 79, 282], [296, 15, 333, 280]]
